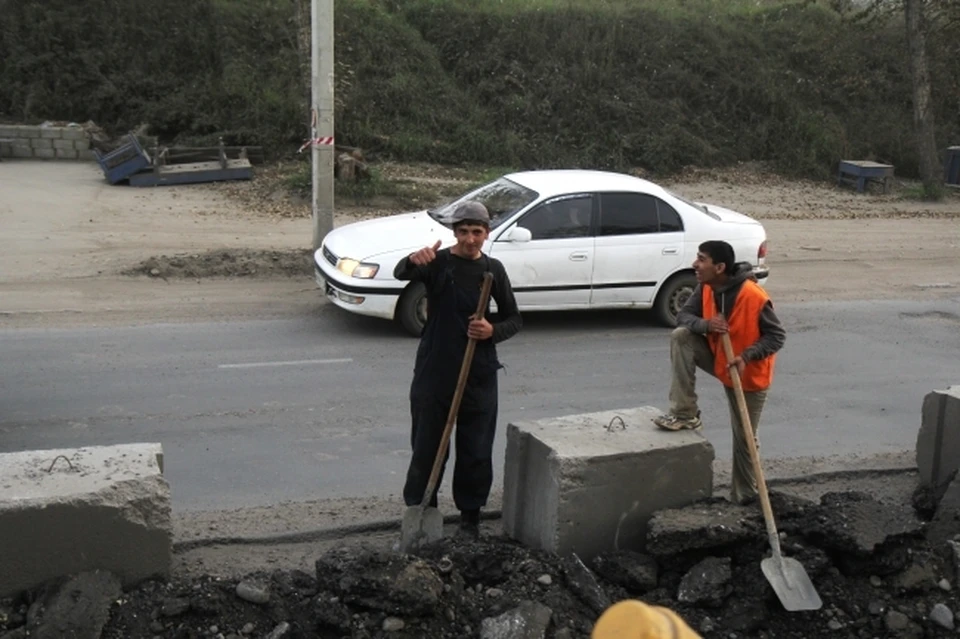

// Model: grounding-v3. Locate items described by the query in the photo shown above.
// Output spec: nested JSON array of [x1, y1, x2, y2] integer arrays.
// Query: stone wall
[[0, 124, 95, 160]]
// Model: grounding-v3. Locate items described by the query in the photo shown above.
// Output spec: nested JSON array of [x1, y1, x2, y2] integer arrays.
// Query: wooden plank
[[159, 150, 265, 166], [839, 161, 893, 177], [162, 145, 263, 153], [840, 160, 894, 169], [128, 159, 253, 187], [838, 160, 894, 194]]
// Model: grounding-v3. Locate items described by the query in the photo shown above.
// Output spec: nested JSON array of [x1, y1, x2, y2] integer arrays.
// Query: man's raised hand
[[409, 240, 442, 266]]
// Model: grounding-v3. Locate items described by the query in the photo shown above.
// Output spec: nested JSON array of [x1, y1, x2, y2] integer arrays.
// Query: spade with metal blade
[[721, 331, 822, 612], [400, 271, 494, 553]]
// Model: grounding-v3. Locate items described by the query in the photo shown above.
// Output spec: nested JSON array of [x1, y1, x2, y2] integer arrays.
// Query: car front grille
[[322, 245, 338, 267]]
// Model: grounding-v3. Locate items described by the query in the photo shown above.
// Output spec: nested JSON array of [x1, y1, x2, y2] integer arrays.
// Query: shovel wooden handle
[[419, 272, 495, 508], [720, 331, 784, 559]]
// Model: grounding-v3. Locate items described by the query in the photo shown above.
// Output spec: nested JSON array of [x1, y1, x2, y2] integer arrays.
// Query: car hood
[[323, 211, 456, 261], [696, 202, 762, 225]]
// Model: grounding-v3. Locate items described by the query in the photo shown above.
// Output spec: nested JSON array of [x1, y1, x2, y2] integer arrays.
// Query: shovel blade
[[399, 506, 444, 553], [761, 556, 823, 611]]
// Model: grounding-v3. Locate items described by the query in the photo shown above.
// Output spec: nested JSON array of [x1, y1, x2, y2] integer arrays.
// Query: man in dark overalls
[[394, 201, 522, 538]]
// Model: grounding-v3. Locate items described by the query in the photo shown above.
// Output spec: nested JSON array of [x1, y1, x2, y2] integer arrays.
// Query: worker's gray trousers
[[668, 326, 768, 504]]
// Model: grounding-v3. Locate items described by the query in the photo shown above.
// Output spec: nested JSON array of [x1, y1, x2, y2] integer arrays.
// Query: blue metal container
[[93, 134, 151, 184], [944, 147, 960, 186]]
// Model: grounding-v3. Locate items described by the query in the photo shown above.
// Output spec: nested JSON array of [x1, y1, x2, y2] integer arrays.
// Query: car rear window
[[666, 188, 721, 221], [656, 200, 684, 232], [598, 193, 659, 236]]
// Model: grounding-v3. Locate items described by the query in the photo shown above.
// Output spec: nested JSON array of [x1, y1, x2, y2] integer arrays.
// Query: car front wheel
[[654, 273, 698, 327], [397, 282, 427, 337]]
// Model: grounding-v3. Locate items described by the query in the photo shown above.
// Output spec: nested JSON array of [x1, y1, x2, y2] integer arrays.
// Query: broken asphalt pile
[[5, 485, 960, 639]]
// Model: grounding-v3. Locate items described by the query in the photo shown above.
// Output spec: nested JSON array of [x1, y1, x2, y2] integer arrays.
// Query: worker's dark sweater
[[394, 249, 522, 344]]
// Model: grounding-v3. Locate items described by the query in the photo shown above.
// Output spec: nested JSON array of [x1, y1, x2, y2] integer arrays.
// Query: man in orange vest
[[652, 240, 786, 504]]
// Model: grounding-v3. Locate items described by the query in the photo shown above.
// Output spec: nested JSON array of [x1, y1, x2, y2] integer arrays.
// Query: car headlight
[[336, 258, 379, 279]]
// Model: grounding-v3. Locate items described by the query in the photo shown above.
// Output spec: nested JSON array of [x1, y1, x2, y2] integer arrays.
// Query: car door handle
[[569, 252, 589, 261], [662, 247, 679, 255]]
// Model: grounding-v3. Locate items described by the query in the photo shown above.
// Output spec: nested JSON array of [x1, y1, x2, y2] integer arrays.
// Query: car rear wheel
[[654, 272, 698, 327], [397, 282, 427, 337]]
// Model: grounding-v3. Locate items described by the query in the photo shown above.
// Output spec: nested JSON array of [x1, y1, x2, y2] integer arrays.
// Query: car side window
[[517, 195, 592, 240], [598, 193, 659, 236], [656, 199, 684, 232]]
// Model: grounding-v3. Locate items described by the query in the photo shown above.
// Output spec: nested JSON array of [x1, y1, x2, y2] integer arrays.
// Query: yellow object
[[591, 600, 702, 639]]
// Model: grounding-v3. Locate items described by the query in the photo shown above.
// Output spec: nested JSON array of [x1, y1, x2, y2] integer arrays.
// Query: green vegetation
[[283, 160, 480, 208], [1, 0, 957, 180], [284, 162, 413, 203]]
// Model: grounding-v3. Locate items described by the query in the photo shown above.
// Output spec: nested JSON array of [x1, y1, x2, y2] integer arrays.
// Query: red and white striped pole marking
[[298, 136, 335, 153]]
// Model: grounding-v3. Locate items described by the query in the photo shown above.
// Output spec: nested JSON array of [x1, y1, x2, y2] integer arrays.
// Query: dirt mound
[[5, 489, 960, 638], [122, 249, 314, 280]]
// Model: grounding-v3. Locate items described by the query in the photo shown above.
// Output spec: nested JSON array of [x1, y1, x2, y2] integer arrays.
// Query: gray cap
[[447, 201, 490, 227]]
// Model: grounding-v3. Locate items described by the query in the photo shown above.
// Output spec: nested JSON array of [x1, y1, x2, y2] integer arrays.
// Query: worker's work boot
[[457, 509, 480, 540], [652, 412, 702, 431]]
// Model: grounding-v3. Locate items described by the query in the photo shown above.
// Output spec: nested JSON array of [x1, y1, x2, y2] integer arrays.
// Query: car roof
[[504, 169, 669, 199]]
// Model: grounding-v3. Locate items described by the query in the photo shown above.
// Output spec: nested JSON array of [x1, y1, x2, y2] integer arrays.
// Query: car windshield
[[665, 188, 721, 221], [428, 177, 538, 229]]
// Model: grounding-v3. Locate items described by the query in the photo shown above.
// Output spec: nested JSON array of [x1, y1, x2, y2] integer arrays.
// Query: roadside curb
[[173, 464, 917, 552], [173, 510, 499, 552]]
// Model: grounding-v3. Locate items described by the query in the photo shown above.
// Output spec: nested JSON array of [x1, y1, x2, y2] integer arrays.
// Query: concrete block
[[40, 126, 62, 139], [502, 406, 714, 561], [73, 138, 91, 151], [11, 125, 36, 138], [12, 144, 33, 158], [34, 148, 56, 159], [0, 140, 11, 157], [30, 137, 53, 149], [62, 127, 88, 141], [927, 474, 960, 546], [917, 386, 960, 487], [56, 148, 79, 160], [52, 138, 75, 150], [0, 443, 172, 597], [63, 127, 90, 142]]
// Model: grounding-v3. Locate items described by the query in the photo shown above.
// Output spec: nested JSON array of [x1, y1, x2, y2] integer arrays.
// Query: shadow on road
[[516, 308, 667, 334], [311, 303, 670, 339]]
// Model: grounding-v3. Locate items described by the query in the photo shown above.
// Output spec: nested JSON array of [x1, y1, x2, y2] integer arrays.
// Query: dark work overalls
[[402, 251, 502, 512]]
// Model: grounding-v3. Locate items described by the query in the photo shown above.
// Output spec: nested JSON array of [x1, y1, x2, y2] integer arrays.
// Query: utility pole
[[311, 0, 335, 250]]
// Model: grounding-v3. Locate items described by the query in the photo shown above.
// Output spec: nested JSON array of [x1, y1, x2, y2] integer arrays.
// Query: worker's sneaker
[[456, 509, 480, 540], [652, 412, 702, 431]]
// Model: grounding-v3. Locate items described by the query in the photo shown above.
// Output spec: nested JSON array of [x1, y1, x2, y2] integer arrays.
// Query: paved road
[[2, 298, 959, 511]]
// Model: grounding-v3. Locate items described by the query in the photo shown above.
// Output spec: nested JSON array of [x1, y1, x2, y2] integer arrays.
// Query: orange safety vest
[[702, 280, 775, 392]]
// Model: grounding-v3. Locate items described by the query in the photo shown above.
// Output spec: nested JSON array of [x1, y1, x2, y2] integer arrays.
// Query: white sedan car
[[314, 169, 769, 336]]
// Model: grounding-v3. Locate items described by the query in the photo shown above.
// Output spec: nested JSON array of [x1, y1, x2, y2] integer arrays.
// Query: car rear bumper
[[753, 265, 770, 286]]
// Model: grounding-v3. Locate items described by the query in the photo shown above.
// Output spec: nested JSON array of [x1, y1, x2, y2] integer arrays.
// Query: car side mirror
[[500, 226, 532, 243]]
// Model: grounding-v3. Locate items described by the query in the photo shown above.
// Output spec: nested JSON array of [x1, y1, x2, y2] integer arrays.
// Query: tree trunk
[[905, 0, 943, 199]]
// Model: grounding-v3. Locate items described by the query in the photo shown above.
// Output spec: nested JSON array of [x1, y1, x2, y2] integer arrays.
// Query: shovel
[[400, 271, 494, 553], [720, 332, 822, 612]]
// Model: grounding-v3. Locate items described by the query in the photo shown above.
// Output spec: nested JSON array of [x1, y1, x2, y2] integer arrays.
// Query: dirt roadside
[[1, 161, 959, 329]]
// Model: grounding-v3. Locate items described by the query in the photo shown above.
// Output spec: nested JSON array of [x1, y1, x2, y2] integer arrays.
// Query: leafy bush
[[1, 0, 957, 179]]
